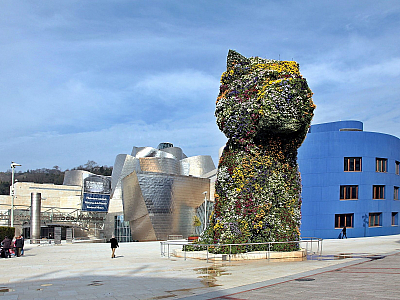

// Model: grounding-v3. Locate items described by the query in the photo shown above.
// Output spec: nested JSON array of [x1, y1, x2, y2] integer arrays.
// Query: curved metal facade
[[122, 172, 210, 241], [110, 143, 216, 241], [139, 157, 180, 175], [180, 155, 215, 177], [63, 170, 93, 186]]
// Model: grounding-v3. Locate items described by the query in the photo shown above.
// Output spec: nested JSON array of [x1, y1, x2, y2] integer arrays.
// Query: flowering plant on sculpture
[[197, 50, 314, 254]]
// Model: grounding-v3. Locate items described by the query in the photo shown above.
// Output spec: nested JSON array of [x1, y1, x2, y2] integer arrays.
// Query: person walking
[[15, 236, 23, 257], [20, 234, 24, 255], [1, 236, 12, 258], [342, 226, 347, 239], [110, 235, 119, 258]]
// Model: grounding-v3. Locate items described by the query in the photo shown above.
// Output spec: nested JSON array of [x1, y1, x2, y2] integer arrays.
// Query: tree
[[83, 160, 98, 171]]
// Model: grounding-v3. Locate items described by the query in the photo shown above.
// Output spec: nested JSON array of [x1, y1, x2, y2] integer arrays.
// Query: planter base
[[174, 248, 306, 261]]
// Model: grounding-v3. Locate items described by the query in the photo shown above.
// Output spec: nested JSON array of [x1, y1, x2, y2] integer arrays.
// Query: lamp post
[[203, 191, 208, 231], [11, 161, 21, 227]]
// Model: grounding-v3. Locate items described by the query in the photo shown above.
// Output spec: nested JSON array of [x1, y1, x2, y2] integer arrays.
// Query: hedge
[[0, 226, 15, 241]]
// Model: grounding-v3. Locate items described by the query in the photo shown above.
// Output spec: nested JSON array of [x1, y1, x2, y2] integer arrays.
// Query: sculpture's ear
[[227, 50, 250, 70]]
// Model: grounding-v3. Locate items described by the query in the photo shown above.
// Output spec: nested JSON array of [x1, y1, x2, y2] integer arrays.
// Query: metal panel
[[63, 170, 92, 186], [110, 154, 140, 202], [122, 171, 210, 241], [162, 147, 187, 160], [122, 172, 157, 241], [180, 155, 216, 177], [111, 154, 140, 194], [139, 157, 180, 175], [30, 193, 41, 241], [133, 147, 176, 159]]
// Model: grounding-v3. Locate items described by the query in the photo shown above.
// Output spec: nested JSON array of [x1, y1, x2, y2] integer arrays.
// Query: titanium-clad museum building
[[107, 143, 216, 241], [298, 121, 400, 239], [0, 143, 216, 242]]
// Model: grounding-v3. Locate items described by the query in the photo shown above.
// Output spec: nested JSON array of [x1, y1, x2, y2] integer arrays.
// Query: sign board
[[82, 175, 111, 212], [84, 175, 111, 194], [82, 193, 110, 212]]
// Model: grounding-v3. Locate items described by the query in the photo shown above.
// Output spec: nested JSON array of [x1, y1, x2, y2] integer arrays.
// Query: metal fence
[[160, 237, 322, 263]]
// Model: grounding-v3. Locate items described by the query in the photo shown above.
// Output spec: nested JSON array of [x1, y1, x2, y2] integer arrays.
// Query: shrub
[[0, 226, 15, 241]]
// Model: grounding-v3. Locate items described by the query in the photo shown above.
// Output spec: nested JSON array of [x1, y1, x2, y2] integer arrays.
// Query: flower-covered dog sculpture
[[204, 50, 315, 252]]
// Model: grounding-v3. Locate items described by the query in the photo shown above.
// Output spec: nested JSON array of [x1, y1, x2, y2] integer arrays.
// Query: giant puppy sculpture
[[204, 50, 315, 252]]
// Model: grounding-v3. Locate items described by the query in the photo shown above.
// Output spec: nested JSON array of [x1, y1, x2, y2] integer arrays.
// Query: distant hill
[[0, 160, 112, 195]]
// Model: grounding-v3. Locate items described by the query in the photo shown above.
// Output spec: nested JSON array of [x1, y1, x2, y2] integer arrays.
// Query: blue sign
[[82, 193, 110, 212]]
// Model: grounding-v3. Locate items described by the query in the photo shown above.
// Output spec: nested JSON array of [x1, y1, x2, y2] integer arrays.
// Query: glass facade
[[114, 215, 133, 242]]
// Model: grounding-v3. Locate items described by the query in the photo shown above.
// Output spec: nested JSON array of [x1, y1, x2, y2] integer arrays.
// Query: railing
[[160, 237, 322, 263], [299, 237, 323, 257]]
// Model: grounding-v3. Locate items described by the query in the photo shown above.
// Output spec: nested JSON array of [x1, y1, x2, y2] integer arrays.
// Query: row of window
[[344, 157, 400, 174], [340, 185, 398, 200], [335, 212, 398, 228]]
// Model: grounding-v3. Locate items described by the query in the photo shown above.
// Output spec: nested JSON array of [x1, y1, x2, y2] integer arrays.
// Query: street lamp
[[11, 161, 21, 227], [203, 191, 208, 231]]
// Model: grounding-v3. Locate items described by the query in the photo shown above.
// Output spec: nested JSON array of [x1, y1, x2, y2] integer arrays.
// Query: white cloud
[[132, 70, 219, 104], [304, 57, 400, 89]]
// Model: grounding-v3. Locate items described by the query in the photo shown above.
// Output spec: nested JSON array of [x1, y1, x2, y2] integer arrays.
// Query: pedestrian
[[20, 234, 24, 255], [342, 226, 347, 239], [110, 235, 119, 258], [1, 236, 12, 258], [15, 236, 23, 257]]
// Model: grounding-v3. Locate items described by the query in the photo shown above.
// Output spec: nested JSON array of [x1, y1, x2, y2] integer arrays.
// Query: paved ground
[[208, 253, 400, 300], [1, 235, 400, 299]]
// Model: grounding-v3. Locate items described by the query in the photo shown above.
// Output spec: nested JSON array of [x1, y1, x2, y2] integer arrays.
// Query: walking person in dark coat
[[20, 234, 24, 255], [110, 235, 119, 258], [15, 236, 23, 257], [1, 236, 12, 258], [342, 226, 347, 239]]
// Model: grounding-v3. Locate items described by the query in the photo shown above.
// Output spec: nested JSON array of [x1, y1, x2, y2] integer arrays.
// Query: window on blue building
[[344, 157, 362, 172], [335, 214, 353, 228], [340, 185, 358, 200], [373, 185, 385, 199], [376, 158, 387, 172], [369, 212, 382, 227], [392, 212, 398, 226], [394, 187, 399, 200], [396, 161, 400, 175]]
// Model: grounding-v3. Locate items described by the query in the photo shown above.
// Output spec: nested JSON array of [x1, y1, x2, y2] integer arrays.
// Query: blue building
[[298, 120, 400, 239]]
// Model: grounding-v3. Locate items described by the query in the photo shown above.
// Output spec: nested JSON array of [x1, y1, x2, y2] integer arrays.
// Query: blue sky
[[1, 0, 400, 172]]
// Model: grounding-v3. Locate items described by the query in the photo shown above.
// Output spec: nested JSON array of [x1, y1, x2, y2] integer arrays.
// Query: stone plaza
[[1, 234, 400, 299]]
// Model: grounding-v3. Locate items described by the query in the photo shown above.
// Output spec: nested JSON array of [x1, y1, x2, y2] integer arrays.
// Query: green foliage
[[0, 181, 10, 195], [0, 226, 15, 241], [193, 215, 201, 227], [72, 160, 113, 176]]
